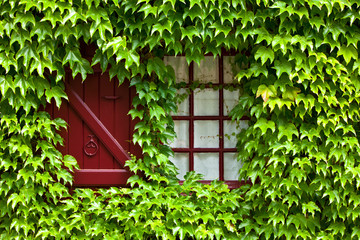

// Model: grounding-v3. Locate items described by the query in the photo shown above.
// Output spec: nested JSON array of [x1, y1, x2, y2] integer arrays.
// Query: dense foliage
[[1, 0, 360, 239]]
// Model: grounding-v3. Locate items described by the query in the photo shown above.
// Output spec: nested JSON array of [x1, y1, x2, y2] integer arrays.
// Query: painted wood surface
[[49, 67, 136, 187]]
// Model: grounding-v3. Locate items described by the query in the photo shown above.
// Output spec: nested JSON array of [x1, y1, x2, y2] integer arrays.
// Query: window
[[164, 55, 248, 188]]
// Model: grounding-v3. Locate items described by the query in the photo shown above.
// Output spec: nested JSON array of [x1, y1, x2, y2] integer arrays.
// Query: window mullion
[[189, 62, 194, 172], [219, 55, 224, 181]]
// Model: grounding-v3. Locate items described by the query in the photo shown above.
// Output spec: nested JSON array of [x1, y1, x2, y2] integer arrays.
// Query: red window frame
[[170, 53, 249, 189]]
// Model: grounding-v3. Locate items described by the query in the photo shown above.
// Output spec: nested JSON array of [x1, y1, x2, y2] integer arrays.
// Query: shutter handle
[[102, 96, 120, 100]]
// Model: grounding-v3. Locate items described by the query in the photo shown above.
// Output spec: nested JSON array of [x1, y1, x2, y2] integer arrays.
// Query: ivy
[[1, 0, 360, 239]]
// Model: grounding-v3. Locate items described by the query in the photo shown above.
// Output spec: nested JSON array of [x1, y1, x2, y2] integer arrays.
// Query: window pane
[[224, 120, 248, 148], [194, 153, 219, 180], [223, 89, 239, 116], [224, 153, 242, 180], [169, 153, 189, 180], [194, 56, 219, 83], [223, 56, 238, 83], [173, 88, 189, 116], [194, 88, 219, 116], [164, 56, 189, 83], [194, 120, 219, 148], [170, 120, 189, 148]]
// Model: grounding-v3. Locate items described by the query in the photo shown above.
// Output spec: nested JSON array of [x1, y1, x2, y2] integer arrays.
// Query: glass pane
[[224, 120, 248, 148], [169, 153, 189, 180], [173, 88, 189, 116], [170, 120, 189, 148], [163, 56, 189, 83], [223, 89, 239, 116], [224, 153, 242, 180], [194, 56, 219, 83], [194, 120, 219, 148], [194, 88, 219, 116], [223, 56, 239, 83], [194, 153, 219, 180]]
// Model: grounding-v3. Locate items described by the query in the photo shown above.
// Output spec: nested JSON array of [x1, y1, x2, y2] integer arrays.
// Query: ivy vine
[[1, 0, 360, 239]]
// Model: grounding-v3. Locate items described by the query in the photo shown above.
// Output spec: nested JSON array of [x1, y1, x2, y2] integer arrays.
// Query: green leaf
[[63, 155, 79, 171], [0, 75, 15, 96], [10, 29, 31, 49], [278, 123, 298, 140], [16, 43, 40, 67], [254, 118, 276, 135], [337, 45, 358, 64], [273, 59, 292, 78], [31, 22, 53, 43], [41, 10, 62, 28], [45, 86, 68, 108], [210, 22, 232, 37], [147, 57, 167, 79], [255, 46, 274, 65], [256, 84, 277, 102], [63, 48, 83, 68], [14, 12, 36, 29], [282, 86, 301, 101]]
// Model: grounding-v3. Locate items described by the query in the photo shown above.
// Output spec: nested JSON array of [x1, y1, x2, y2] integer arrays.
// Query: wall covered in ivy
[[1, 0, 360, 239]]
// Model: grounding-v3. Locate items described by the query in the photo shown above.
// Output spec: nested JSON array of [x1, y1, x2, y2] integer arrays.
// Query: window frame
[[167, 52, 250, 189]]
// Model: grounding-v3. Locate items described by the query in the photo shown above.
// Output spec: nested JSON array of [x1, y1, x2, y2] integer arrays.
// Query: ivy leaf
[[254, 118, 276, 135], [16, 43, 40, 67], [0, 75, 15, 96], [72, 59, 93, 80], [282, 86, 301, 101], [323, 23, 345, 41], [273, 59, 292, 78], [147, 57, 167, 80], [92, 50, 108, 72], [210, 22, 232, 37], [255, 46, 274, 65], [181, 26, 199, 42], [90, 20, 113, 41], [256, 84, 277, 102], [33, 77, 50, 98], [149, 103, 166, 120], [13, 75, 29, 97], [45, 86, 68, 108], [41, 11, 62, 28], [278, 123, 298, 140], [184, 4, 203, 21], [14, 12, 36, 29], [54, 24, 74, 43], [248, 62, 268, 78], [238, 10, 255, 27], [337, 45, 358, 64], [139, 4, 158, 18], [30, 22, 53, 42], [10, 29, 31, 49], [63, 48, 82, 68], [309, 17, 325, 32]]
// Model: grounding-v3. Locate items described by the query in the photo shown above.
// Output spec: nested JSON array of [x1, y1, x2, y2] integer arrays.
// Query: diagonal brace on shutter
[[65, 82, 131, 168]]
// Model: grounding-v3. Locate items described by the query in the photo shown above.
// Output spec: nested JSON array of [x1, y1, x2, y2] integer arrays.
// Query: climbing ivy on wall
[[1, 0, 360, 239]]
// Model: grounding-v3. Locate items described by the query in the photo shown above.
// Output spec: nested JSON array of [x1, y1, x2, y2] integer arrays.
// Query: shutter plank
[[65, 82, 130, 168]]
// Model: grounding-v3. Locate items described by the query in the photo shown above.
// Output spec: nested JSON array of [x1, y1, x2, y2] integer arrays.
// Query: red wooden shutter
[[48, 68, 138, 187]]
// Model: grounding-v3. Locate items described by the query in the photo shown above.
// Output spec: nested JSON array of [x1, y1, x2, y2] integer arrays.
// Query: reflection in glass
[[170, 120, 189, 148], [194, 153, 219, 180], [174, 88, 189, 116], [223, 89, 239, 116], [224, 153, 242, 180], [224, 120, 249, 148], [194, 88, 219, 116], [194, 120, 219, 148], [163, 56, 189, 83], [223, 56, 239, 83], [169, 153, 189, 180], [194, 56, 219, 83]]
